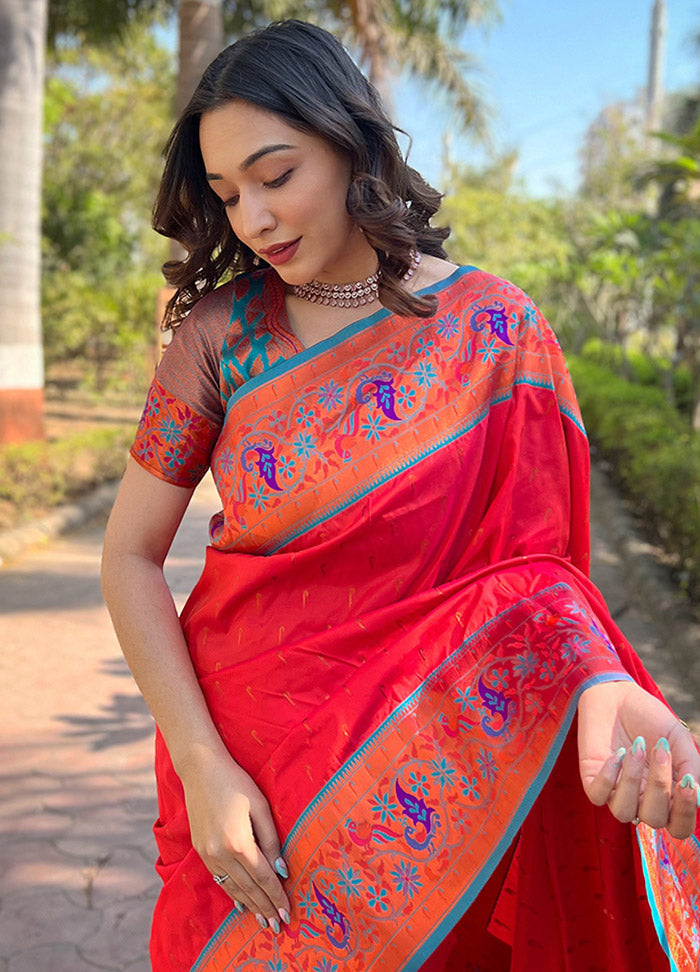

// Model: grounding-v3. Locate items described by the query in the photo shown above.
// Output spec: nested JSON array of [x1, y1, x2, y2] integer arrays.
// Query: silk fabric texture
[[130, 266, 700, 971]]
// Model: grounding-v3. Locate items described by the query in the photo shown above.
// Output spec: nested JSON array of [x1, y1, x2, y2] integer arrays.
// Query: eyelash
[[223, 169, 294, 208]]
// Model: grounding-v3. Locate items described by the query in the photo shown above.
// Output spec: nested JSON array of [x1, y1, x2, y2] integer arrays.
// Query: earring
[[252, 256, 261, 267]]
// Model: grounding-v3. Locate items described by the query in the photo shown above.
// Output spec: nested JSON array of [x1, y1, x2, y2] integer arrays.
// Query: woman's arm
[[101, 460, 291, 930]]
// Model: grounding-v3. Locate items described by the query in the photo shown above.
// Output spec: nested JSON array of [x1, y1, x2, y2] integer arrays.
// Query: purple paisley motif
[[478, 675, 512, 738], [470, 301, 514, 347], [395, 779, 440, 851], [356, 371, 400, 420], [241, 438, 282, 491], [312, 883, 351, 949]]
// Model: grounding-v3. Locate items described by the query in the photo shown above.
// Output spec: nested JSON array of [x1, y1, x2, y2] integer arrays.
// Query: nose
[[234, 190, 276, 243]]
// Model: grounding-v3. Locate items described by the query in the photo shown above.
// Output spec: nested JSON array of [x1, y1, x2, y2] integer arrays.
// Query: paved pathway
[[0, 472, 698, 970]]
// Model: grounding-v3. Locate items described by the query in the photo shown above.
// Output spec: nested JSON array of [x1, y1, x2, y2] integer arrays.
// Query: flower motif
[[269, 410, 286, 432], [367, 884, 390, 913], [369, 791, 398, 823], [296, 404, 316, 428], [476, 336, 500, 365], [134, 440, 154, 463], [266, 962, 288, 972], [561, 633, 591, 661], [312, 961, 338, 972], [164, 447, 184, 469], [436, 313, 459, 339], [361, 413, 387, 443], [413, 360, 438, 388], [293, 432, 315, 459], [318, 380, 344, 410], [408, 771, 430, 798], [278, 453, 296, 479], [460, 774, 480, 800], [476, 748, 498, 783], [416, 335, 435, 357], [218, 449, 235, 475], [251, 480, 270, 511], [338, 866, 363, 899], [513, 650, 538, 677], [387, 340, 403, 363], [539, 659, 556, 681], [299, 888, 319, 919], [455, 686, 479, 714], [525, 694, 544, 714], [390, 860, 423, 899], [158, 418, 181, 444], [489, 666, 510, 691], [430, 757, 456, 788], [397, 384, 417, 410]]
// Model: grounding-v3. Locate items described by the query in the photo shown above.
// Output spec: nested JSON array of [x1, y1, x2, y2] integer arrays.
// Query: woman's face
[[199, 100, 375, 285]]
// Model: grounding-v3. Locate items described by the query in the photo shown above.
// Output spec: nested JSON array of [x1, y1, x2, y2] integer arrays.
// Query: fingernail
[[274, 857, 289, 879], [615, 746, 626, 764], [279, 907, 290, 925], [680, 773, 695, 788], [696, 784, 700, 809], [654, 737, 670, 762], [256, 913, 267, 930], [233, 899, 244, 913], [269, 917, 281, 934], [632, 736, 646, 757]]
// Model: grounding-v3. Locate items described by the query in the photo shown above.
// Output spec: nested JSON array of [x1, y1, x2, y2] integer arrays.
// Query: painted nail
[[279, 907, 291, 925], [632, 736, 646, 757], [233, 899, 244, 913], [269, 917, 281, 934], [274, 857, 289, 879], [654, 737, 670, 763], [615, 746, 626, 764], [256, 913, 267, 930], [680, 773, 695, 788], [696, 784, 700, 809]]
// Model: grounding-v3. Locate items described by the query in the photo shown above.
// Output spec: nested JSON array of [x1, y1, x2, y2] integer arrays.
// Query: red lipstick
[[260, 237, 301, 266]]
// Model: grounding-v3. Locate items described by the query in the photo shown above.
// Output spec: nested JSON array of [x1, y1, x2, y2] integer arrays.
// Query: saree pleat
[[129, 267, 700, 971]]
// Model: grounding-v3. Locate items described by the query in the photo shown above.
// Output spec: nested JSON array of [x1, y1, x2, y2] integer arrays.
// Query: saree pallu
[[131, 267, 700, 971]]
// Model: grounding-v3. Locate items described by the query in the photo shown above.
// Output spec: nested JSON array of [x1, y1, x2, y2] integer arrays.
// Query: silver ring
[[632, 816, 640, 827], [213, 873, 230, 886]]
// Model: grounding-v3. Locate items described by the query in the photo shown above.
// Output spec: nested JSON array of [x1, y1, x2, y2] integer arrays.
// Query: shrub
[[569, 356, 700, 599]]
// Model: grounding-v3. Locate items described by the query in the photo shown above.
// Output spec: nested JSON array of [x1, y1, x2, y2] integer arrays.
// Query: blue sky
[[395, 0, 700, 196]]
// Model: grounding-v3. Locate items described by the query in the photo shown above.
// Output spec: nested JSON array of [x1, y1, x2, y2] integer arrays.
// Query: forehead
[[199, 101, 303, 167]]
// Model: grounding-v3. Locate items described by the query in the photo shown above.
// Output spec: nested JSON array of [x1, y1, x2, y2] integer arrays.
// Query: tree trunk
[[159, 0, 223, 353], [0, 0, 47, 443]]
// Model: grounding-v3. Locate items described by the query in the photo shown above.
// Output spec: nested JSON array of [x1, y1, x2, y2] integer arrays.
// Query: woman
[[101, 19, 700, 972]]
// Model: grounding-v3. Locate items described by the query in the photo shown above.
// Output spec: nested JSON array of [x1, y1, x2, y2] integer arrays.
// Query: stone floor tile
[[2, 840, 86, 896], [8, 943, 115, 972], [79, 897, 153, 968], [0, 891, 101, 952]]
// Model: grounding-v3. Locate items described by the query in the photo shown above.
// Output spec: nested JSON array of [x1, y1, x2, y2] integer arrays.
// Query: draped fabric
[[130, 266, 700, 971]]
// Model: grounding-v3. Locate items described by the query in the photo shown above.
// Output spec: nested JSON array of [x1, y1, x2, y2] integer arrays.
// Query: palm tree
[[0, 0, 49, 443]]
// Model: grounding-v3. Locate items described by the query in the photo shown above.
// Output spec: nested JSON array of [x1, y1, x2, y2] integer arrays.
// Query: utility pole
[[646, 0, 667, 134]]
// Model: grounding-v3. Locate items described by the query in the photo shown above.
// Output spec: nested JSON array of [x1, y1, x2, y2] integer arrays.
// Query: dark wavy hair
[[154, 19, 450, 329]]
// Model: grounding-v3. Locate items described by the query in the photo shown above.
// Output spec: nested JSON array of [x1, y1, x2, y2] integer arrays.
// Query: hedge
[[568, 356, 700, 600], [0, 426, 133, 530]]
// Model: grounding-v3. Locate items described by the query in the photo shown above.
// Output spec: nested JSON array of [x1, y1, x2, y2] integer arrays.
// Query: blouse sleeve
[[129, 285, 234, 487]]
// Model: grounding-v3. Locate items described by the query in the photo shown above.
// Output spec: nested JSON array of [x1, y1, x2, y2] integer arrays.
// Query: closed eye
[[264, 168, 294, 190]]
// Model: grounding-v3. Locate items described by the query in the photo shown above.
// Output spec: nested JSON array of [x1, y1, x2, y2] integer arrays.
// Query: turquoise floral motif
[[277, 453, 296, 480], [413, 360, 438, 388], [251, 481, 270, 511], [369, 791, 399, 824], [476, 336, 500, 365], [460, 774, 480, 800], [430, 757, 456, 788], [158, 418, 181, 443], [361, 413, 387, 443], [416, 335, 435, 356], [390, 860, 423, 899], [265, 962, 288, 972], [408, 770, 430, 798], [299, 888, 320, 920], [217, 449, 235, 475], [337, 866, 363, 900], [436, 313, 460, 339], [454, 686, 479, 713], [513, 650, 538, 677], [293, 432, 316, 459], [397, 384, 417, 410], [387, 340, 403, 363], [366, 884, 390, 913], [164, 447, 184, 469], [561, 633, 591, 660], [312, 960, 339, 972], [296, 404, 316, 428], [476, 747, 498, 783], [489, 666, 510, 691]]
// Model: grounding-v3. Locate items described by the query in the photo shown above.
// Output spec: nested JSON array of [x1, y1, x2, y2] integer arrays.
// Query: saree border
[[191, 581, 632, 971]]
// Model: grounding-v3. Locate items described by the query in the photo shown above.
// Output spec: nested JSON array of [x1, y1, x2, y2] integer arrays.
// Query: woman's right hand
[[181, 749, 291, 932]]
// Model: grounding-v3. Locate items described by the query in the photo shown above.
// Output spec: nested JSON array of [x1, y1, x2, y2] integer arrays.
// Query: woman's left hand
[[578, 679, 700, 839]]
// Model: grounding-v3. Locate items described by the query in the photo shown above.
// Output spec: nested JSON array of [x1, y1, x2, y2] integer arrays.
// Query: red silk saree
[[131, 266, 700, 971]]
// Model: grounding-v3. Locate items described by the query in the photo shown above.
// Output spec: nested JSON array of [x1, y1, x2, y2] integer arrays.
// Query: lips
[[259, 237, 301, 266]]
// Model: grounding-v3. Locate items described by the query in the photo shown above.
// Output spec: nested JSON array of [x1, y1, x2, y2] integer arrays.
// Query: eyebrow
[[206, 143, 296, 181]]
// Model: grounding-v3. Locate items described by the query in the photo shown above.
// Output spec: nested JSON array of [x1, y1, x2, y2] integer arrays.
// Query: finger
[[609, 735, 647, 823], [583, 747, 626, 806], [214, 858, 287, 932], [637, 737, 672, 829], [238, 841, 291, 927], [251, 797, 288, 880], [666, 774, 700, 840]]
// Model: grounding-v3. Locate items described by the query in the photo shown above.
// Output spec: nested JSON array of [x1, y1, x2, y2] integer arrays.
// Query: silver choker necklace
[[290, 250, 421, 308]]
